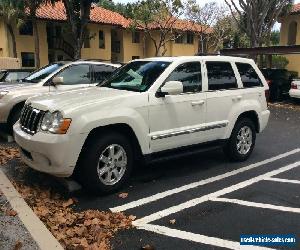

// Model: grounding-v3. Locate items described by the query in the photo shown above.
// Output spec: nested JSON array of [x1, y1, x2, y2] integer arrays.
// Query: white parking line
[[111, 148, 300, 212], [135, 223, 273, 250], [211, 197, 300, 213], [264, 177, 300, 185], [134, 161, 300, 225], [0, 169, 63, 250]]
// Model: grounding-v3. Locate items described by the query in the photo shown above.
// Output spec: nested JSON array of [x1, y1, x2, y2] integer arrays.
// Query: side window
[[236, 63, 263, 88], [206, 62, 237, 90], [93, 65, 116, 82], [55, 64, 91, 85], [165, 62, 202, 93]]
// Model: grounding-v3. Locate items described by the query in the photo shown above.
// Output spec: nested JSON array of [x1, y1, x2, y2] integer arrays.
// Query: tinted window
[[93, 65, 116, 82], [101, 61, 170, 92], [207, 62, 237, 90], [55, 64, 91, 85], [25, 63, 65, 83], [21, 52, 35, 67], [237, 63, 262, 88], [165, 62, 202, 93]]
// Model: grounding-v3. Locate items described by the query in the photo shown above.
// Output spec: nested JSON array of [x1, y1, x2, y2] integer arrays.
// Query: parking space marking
[[264, 177, 300, 185], [136, 223, 273, 250], [134, 161, 300, 225], [111, 148, 300, 212], [210, 198, 300, 213]]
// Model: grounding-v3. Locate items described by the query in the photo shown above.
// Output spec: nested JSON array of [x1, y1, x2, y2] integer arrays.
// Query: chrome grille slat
[[20, 105, 44, 135]]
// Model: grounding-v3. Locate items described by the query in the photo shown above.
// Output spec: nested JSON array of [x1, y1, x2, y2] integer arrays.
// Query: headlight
[[0, 91, 8, 99], [40, 111, 71, 134]]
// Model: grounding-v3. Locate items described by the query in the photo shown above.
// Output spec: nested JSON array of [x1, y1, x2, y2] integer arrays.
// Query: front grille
[[20, 105, 44, 135]]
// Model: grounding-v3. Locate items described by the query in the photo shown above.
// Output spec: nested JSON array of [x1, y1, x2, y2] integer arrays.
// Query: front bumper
[[289, 89, 300, 99], [14, 122, 87, 177]]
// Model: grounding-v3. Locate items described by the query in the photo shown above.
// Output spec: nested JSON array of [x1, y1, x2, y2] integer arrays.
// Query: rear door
[[204, 61, 241, 141]]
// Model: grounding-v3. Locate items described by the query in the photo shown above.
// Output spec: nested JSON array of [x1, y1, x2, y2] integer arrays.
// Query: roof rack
[[194, 52, 221, 56]]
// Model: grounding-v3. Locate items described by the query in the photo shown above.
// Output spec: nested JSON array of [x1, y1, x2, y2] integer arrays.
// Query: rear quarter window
[[236, 63, 263, 88]]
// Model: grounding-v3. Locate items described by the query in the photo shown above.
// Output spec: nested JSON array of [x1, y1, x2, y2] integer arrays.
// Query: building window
[[21, 52, 35, 67], [288, 21, 297, 45], [132, 31, 140, 43], [99, 30, 105, 49], [187, 33, 194, 44], [132, 56, 140, 60], [83, 29, 90, 48], [19, 21, 33, 36], [175, 33, 184, 44]]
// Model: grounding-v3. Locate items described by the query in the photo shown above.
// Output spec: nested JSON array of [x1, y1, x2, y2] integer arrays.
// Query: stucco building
[[0, 1, 208, 69], [280, 3, 300, 74]]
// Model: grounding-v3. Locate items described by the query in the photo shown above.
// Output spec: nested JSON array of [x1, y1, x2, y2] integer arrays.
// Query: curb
[[0, 168, 63, 250]]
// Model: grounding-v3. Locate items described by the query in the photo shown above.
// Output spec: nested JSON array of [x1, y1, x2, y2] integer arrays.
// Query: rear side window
[[236, 63, 263, 88], [166, 62, 202, 93], [206, 62, 237, 90]]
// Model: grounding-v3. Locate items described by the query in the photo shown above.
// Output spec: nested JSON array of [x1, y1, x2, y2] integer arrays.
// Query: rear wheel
[[224, 118, 256, 161], [76, 131, 134, 193]]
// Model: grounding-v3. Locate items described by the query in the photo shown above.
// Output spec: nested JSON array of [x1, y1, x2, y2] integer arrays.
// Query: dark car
[[0, 69, 33, 84], [261, 68, 295, 102]]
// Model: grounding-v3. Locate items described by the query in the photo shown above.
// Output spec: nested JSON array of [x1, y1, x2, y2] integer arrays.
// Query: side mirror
[[159, 81, 183, 97], [52, 76, 63, 86]]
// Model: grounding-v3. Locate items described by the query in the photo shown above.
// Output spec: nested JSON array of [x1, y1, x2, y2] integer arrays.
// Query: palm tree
[[25, 0, 55, 68], [0, 0, 25, 58]]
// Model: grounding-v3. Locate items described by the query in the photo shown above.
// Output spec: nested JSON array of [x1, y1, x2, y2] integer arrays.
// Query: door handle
[[191, 100, 205, 106]]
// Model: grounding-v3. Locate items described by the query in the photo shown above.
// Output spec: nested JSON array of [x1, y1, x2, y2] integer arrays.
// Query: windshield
[[24, 63, 65, 83], [100, 61, 170, 92]]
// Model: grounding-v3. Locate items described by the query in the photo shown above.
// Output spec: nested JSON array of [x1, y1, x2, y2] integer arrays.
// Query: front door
[[149, 61, 207, 152], [49, 64, 92, 92]]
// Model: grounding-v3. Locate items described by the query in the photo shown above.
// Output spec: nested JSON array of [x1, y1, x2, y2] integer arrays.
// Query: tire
[[8, 106, 22, 134], [76, 131, 134, 194], [223, 118, 256, 162]]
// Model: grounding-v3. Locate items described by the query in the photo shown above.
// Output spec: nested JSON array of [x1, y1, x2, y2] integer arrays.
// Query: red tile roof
[[290, 3, 300, 14], [36, 1, 130, 28], [35, 1, 209, 33]]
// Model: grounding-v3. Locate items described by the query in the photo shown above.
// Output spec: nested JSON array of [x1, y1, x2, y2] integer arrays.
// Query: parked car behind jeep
[[0, 61, 120, 133], [0, 69, 32, 84], [261, 68, 294, 102], [14, 56, 270, 194]]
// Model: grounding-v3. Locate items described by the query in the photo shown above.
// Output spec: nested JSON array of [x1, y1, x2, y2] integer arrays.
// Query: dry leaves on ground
[[268, 102, 300, 111], [0, 146, 20, 165], [5, 209, 17, 217], [13, 182, 134, 249]]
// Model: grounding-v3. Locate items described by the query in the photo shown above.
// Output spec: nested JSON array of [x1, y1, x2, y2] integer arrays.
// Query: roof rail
[[194, 52, 220, 56], [76, 58, 125, 65]]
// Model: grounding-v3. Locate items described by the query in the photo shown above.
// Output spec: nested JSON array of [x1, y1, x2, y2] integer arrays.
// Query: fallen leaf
[[6, 209, 17, 216], [13, 240, 22, 250], [141, 244, 155, 250], [129, 215, 136, 221], [169, 219, 176, 225], [62, 198, 74, 208], [118, 192, 128, 199]]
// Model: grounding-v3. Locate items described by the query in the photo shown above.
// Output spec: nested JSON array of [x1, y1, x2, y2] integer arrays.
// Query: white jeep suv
[[14, 56, 270, 193], [0, 60, 119, 133]]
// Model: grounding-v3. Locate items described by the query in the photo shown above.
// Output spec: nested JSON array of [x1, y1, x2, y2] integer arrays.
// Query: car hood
[[0, 81, 37, 91], [28, 87, 140, 113]]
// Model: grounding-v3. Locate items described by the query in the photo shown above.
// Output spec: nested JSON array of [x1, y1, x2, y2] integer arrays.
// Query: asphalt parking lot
[[1, 104, 300, 249]]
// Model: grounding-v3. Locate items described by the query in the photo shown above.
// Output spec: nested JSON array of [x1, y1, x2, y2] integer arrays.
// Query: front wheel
[[223, 118, 256, 161], [76, 132, 134, 193]]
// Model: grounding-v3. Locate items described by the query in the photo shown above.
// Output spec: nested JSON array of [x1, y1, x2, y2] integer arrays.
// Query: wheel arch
[[7, 101, 25, 126]]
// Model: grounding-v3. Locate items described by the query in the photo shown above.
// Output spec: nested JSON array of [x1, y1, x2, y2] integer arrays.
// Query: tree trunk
[[32, 19, 40, 68], [6, 23, 17, 58]]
